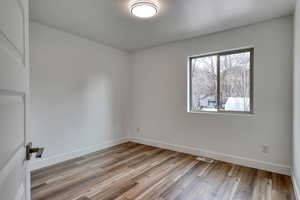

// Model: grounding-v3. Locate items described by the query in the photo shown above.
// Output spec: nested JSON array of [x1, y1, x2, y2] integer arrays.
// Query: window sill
[[187, 111, 255, 117]]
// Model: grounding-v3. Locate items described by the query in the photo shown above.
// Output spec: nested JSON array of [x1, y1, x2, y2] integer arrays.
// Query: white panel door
[[0, 0, 30, 199]]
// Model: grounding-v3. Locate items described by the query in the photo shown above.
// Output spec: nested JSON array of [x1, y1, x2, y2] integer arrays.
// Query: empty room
[[1, 0, 300, 199]]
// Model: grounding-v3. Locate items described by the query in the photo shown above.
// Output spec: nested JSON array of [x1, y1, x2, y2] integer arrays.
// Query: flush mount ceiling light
[[129, 0, 159, 18]]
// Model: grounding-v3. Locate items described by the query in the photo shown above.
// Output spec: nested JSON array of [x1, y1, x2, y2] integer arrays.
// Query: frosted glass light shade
[[130, 1, 159, 18]]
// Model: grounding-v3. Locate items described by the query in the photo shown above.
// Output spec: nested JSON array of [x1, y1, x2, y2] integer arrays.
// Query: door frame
[[24, 0, 31, 198]]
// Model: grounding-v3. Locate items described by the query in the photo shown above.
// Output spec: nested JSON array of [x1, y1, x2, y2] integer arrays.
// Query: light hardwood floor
[[31, 142, 295, 200]]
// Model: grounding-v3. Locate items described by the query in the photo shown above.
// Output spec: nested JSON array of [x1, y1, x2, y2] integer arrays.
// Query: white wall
[[129, 16, 293, 172], [294, 0, 300, 196], [29, 22, 131, 168], [29, 16, 294, 174]]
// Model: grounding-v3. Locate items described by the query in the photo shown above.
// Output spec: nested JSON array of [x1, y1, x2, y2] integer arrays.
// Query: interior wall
[[294, 0, 300, 195], [129, 16, 293, 169], [29, 22, 131, 167]]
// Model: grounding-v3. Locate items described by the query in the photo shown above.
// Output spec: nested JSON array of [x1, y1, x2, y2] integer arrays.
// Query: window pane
[[191, 56, 217, 112], [220, 52, 251, 112]]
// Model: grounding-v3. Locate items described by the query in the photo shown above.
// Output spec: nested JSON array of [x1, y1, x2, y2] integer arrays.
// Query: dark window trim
[[188, 47, 254, 114]]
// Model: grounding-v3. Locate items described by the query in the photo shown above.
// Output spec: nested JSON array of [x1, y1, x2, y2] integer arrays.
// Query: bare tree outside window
[[191, 55, 217, 112], [188, 48, 253, 113]]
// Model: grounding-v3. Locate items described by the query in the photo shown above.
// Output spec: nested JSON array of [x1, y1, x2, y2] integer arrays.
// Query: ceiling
[[30, 0, 295, 52]]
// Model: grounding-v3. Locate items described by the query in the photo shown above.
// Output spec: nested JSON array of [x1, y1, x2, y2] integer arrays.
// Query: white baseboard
[[30, 136, 291, 176], [29, 137, 129, 171], [292, 170, 300, 200], [129, 137, 291, 176]]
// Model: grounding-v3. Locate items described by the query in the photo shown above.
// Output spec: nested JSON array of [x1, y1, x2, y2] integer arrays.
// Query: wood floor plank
[[31, 142, 295, 200]]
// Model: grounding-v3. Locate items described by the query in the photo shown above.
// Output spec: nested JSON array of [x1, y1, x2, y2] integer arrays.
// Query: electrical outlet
[[262, 145, 269, 154], [136, 128, 140, 136]]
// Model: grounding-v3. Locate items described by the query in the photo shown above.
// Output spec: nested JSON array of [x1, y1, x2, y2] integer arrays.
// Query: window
[[188, 48, 253, 113]]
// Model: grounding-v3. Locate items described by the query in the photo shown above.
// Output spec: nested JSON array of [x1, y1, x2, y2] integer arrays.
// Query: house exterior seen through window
[[188, 48, 254, 113]]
